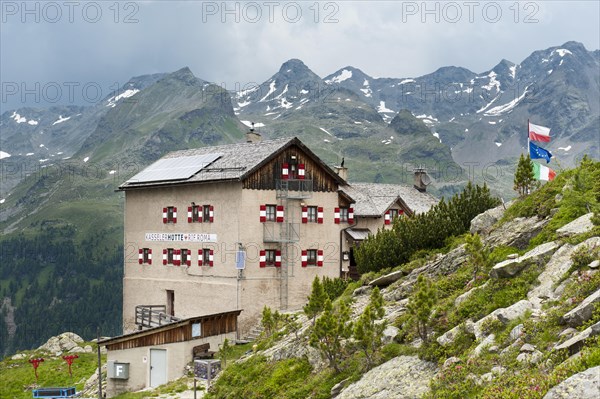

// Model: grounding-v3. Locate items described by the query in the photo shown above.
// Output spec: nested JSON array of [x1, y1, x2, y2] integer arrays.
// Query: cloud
[[1, 0, 598, 110]]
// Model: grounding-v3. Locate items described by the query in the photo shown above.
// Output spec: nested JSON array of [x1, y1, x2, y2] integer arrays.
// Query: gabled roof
[[340, 183, 438, 217], [119, 137, 346, 190]]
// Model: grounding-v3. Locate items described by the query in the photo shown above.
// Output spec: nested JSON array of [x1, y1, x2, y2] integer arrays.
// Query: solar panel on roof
[[127, 153, 222, 183]]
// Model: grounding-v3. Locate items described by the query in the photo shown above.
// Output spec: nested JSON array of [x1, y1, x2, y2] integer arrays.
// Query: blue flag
[[529, 142, 553, 163]]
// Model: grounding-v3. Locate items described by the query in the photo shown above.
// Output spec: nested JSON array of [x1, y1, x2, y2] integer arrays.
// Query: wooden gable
[[243, 143, 341, 192]]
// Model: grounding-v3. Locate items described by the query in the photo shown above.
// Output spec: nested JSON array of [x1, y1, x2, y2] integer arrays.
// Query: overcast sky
[[1, 0, 599, 111]]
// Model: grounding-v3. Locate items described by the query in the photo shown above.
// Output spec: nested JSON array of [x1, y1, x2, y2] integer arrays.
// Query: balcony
[[276, 179, 313, 199], [135, 305, 181, 330], [263, 222, 300, 243]]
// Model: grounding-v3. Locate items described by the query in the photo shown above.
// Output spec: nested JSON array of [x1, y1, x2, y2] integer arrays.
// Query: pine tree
[[407, 275, 436, 343], [514, 154, 536, 197], [465, 233, 488, 283], [219, 338, 233, 367], [353, 287, 387, 368], [309, 298, 353, 372], [303, 276, 327, 322]]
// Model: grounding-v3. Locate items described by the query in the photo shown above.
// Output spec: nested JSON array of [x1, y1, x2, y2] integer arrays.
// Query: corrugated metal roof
[[346, 228, 372, 241], [341, 182, 438, 216]]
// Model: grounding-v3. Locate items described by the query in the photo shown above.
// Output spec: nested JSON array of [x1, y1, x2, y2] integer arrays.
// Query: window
[[139, 248, 152, 265], [191, 205, 200, 222], [339, 207, 349, 222], [166, 290, 175, 317], [307, 206, 318, 223], [265, 249, 276, 266], [198, 248, 213, 267], [163, 206, 177, 223], [265, 205, 276, 222], [307, 249, 317, 266], [389, 209, 399, 220], [167, 248, 175, 264], [202, 205, 211, 222], [181, 249, 190, 266]]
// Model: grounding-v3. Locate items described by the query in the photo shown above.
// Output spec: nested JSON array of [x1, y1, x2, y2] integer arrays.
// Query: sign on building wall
[[145, 233, 217, 242]]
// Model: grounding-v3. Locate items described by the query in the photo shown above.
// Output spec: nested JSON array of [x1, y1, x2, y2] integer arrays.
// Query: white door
[[150, 349, 167, 387]]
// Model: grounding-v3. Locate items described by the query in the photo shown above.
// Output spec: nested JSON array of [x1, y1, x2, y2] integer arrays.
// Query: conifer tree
[[407, 275, 436, 343], [353, 287, 387, 368], [514, 154, 536, 197], [219, 338, 233, 367], [309, 299, 353, 373], [465, 233, 488, 282], [303, 276, 327, 322]]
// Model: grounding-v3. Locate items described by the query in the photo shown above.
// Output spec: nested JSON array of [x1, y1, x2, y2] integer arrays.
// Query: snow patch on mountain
[[482, 71, 501, 91], [484, 86, 530, 116], [432, 132, 441, 143], [554, 49, 572, 57], [399, 79, 415, 84], [495, 142, 502, 147], [106, 89, 140, 108], [325, 69, 353, 84], [83, 157, 90, 163], [52, 115, 71, 125], [10, 111, 27, 124], [377, 101, 394, 113], [28, 120, 38, 125], [319, 127, 334, 137], [558, 145, 572, 152], [0, 151, 11, 160], [510, 65, 517, 78], [259, 81, 277, 102], [360, 79, 372, 97]]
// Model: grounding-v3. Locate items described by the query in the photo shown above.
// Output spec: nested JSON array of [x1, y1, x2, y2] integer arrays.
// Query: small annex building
[[117, 134, 438, 339], [100, 310, 241, 397]]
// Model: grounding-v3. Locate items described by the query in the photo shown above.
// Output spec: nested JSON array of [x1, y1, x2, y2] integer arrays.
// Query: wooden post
[[97, 327, 103, 399]]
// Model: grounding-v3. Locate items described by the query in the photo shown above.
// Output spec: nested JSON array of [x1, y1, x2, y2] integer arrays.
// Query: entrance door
[[149, 349, 167, 387]]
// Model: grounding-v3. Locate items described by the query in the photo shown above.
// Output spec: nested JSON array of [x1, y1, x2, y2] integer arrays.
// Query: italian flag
[[533, 162, 556, 181], [529, 122, 551, 142]]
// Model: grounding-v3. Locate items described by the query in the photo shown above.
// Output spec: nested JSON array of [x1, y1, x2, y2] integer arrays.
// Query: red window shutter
[[282, 163, 289, 180], [298, 164, 305, 180], [384, 210, 391, 225], [175, 249, 181, 266], [187, 206, 192, 223], [259, 250, 266, 268], [301, 250, 307, 267], [334, 207, 340, 224], [260, 205, 266, 223], [209, 250, 214, 267], [138, 248, 143, 264], [163, 249, 167, 265], [275, 250, 282, 267], [399, 209, 404, 216], [348, 207, 354, 224], [186, 249, 191, 267], [302, 206, 308, 223], [317, 207, 324, 224], [209, 205, 214, 223], [163, 207, 167, 224], [173, 207, 177, 224], [148, 249, 152, 265], [317, 250, 324, 267], [276, 206, 284, 223], [198, 249, 203, 266]]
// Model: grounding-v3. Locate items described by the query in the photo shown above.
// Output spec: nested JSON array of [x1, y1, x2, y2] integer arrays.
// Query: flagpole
[[527, 119, 530, 157]]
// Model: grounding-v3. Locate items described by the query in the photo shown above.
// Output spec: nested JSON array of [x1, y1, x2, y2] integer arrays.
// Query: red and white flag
[[529, 122, 551, 142]]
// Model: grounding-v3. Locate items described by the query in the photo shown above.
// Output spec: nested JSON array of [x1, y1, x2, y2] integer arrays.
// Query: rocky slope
[[208, 163, 600, 399]]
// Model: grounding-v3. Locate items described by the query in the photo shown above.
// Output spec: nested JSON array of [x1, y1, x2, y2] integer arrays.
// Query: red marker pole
[[29, 358, 45, 383], [62, 355, 79, 379]]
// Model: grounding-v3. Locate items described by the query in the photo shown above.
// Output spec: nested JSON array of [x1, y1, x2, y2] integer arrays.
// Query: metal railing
[[263, 222, 300, 243], [135, 305, 181, 329], [276, 179, 313, 199]]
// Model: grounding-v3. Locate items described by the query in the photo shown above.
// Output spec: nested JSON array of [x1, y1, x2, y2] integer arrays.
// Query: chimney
[[413, 167, 430, 192], [334, 157, 348, 180], [246, 122, 262, 143]]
